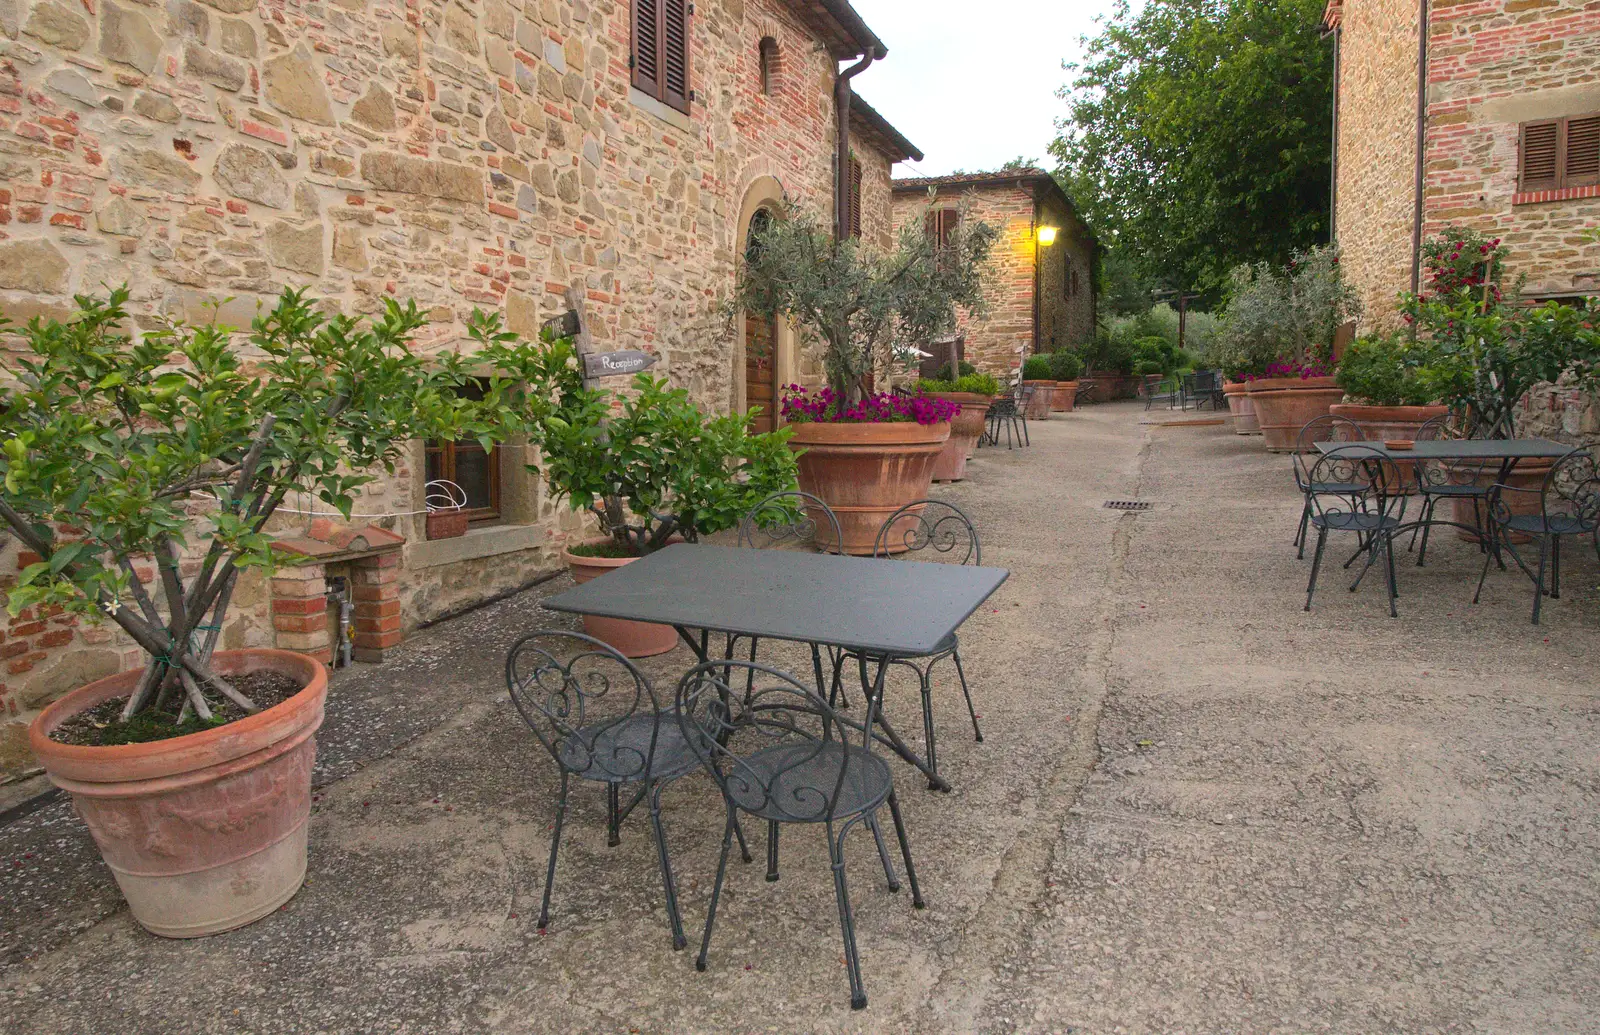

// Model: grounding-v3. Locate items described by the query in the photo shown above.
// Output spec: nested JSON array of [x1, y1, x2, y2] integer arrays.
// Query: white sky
[[846, 0, 1124, 177]]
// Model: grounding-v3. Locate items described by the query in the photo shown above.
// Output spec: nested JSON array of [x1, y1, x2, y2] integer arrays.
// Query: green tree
[[1051, 0, 1332, 292]]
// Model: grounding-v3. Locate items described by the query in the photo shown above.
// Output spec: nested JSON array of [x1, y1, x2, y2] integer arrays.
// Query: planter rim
[[1248, 385, 1344, 399], [1244, 376, 1339, 393], [562, 535, 646, 571], [1329, 403, 1450, 421], [29, 648, 327, 786], [923, 391, 994, 406], [1021, 379, 1058, 387], [787, 420, 950, 445], [1222, 381, 1248, 395]]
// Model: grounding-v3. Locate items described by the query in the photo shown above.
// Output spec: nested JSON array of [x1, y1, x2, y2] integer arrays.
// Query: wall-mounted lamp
[[1036, 225, 1059, 246]]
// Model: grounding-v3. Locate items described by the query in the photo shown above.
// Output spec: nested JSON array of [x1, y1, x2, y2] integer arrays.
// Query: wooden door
[[744, 311, 776, 433]]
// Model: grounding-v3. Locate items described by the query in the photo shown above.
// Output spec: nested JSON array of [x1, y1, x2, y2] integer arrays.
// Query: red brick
[[39, 629, 73, 648], [273, 613, 328, 635], [353, 614, 401, 635], [272, 596, 329, 615], [8, 621, 44, 637], [354, 598, 401, 619], [240, 120, 290, 147], [9, 651, 45, 674], [0, 641, 27, 659]]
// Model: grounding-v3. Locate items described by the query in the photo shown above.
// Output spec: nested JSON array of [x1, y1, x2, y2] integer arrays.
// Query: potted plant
[[1331, 332, 1448, 439], [918, 370, 1000, 482], [1212, 246, 1361, 451], [4, 288, 531, 938], [1021, 354, 1056, 418], [733, 199, 996, 553], [507, 335, 798, 654], [1048, 349, 1083, 411]]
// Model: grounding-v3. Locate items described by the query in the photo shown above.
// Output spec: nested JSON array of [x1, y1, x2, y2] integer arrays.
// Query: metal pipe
[[1410, 0, 1430, 296], [1328, 23, 1341, 240], [833, 52, 875, 242]]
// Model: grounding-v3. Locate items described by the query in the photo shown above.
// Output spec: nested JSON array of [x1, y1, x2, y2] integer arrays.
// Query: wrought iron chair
[[1302, 445, 1407, 617], [1410, 413, 1497, 565], [1291, 414, 1365, 559], [676, 660, 924, 1010], [981, 386, 1028, 448], [1143, 376, 1181, 410], [832, 500, 982, 790], [1182, 370, 1226, 411], [1474, 448, 1600, 624], [504, 629, 703, 949]]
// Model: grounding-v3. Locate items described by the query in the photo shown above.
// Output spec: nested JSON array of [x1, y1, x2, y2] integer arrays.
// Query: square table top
[[1313, 437, 1575, 461], [542, 543, 1010, 656]]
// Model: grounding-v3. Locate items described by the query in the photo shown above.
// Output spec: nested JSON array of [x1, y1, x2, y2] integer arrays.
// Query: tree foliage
[[1052, 0, 1333, 292]]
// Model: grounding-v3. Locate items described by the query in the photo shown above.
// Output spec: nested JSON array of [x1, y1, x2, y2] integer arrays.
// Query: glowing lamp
[[1036, 225, 1059, 246]]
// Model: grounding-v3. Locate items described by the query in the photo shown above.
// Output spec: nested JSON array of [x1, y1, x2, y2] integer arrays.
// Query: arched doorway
[[743, 207, 778, 433]]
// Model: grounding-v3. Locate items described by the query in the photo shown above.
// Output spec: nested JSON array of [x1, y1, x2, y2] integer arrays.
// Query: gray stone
[[110, 147, 201, 194], [555, 169, 579, 204], [505, 289, 537, 337], [294, 181, 319, 217], [218, 18, 255, 57], [515, 183, 536, 212], [443, 4, 478, 55], [133, 91, 181, 123], [44, 68, 96, 106], [331, 226, 365, 270], [582, 136, 600, 169], [23, 1, 88, 49], [359, 151, 481, 203], [193, 0, 256, 11], [380, 21, 418, 65], [0, 0, 18, 39], [184, 42, 245, 91], [99, 2, 161, 73], [264, 43, 334, 126], [530, 163, 555, 195], [213, 143, 288, 208], [543, 37, 564, 73], [265, 220, 323, 275], [348, 83, 395, 131], [95, 196, 147, 237], [485, 107, 515, 153], [166, 0, 209, 38], [513, 60, 534, 96], [0, 239, 68, 292], [484, 0, 512, 38]]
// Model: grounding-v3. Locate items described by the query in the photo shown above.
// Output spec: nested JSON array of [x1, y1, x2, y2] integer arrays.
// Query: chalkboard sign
[[582, 350, 659, 379]]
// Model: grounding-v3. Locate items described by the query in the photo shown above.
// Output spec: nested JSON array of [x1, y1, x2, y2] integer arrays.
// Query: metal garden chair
[[1291, 414, 1364, 558], [1474, 448, 1600, 624], [1302, 445, 1407, 617], [981, 386, 1028, 448], [1409, 413, 1497, 565], [1143, 376, 1181, 410], [1182, 370, 1226, 411], [677, 659, 924, 1010], [504, 629, 705, 949]]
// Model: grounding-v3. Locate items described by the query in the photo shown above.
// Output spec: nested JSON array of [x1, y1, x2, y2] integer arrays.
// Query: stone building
[[890, 168, 1095, 377], [0, 0, 921, 780], [1325, 0, 1600, 323]]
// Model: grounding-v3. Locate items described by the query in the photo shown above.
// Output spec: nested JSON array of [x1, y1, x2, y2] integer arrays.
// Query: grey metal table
[[542, 543, 1010, 791]]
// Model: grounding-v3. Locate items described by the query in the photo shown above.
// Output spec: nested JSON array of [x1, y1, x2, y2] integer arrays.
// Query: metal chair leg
[[1551, 534, 1562, 598], [866, 812, 900, 892], [696, 807, 737, 972], [731, 814, 753, 864], [827, 820, 868, 1010], [606, 781, 621, 847], [1295, 500, 1311, 558], [952, 648, 981, 743], [765, 819, 780, 882], [1305, 528, 1327, 611], [647, 780, 687, 950], [538, 772, 569, 931], [1416, 496, 1437, 565], [1473, 531, 1496, 604], [1384, 533, 1399, 618], [917, 666, 939, 790], [1532, 536, 1550, 625], [886, 789, 926, 909]]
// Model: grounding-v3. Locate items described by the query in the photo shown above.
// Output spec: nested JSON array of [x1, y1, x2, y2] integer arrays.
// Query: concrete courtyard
[[2, 402, 1597, 1033]]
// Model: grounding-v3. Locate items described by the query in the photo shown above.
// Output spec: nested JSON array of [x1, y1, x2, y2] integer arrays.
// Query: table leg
[[674, 625, 710, 664], [856, 653, 951, 793]]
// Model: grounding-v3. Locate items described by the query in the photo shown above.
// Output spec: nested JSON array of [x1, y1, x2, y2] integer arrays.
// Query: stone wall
[[0, 0, 902, 780], [1036, 188, 1095, 350]]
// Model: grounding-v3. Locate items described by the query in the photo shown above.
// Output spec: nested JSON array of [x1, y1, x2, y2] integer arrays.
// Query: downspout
[[1325, 22, 1340, 240], [1031, 186, 1041, 354], [833, 52, 875, 242], [1409, 0, 1430, 296]]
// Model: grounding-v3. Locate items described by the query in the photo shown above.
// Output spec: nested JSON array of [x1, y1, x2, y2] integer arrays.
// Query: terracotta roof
[[893, 168, 1096, 244], [849, 93, 922, 163], [782, 0, 887, 60]]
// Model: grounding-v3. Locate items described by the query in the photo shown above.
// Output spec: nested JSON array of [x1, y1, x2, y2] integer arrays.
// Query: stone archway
[[733, 173, 795, 427]]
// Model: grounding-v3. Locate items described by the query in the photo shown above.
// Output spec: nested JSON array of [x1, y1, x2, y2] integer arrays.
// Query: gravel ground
[[1, 402, 1597, 1033]]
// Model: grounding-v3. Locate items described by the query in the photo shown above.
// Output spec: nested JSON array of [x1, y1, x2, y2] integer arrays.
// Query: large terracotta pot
[[788, 420, 950, 555], [1022, 380, 1055, 419], [1247, 376, 1342, 452], [1329, 403, 1450, 493], [30, 649, 328, 939], [1050, 381, 1079, 412], [1223, 381, 1260, 435], [1082, 372, 1115, 404], [1451, 456, 1555, 544], [926, 392, 991, 483], [563, 539, 680, 657]]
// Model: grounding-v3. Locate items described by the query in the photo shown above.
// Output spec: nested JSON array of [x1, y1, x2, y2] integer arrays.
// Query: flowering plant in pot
[[513, 334, 797, 653], [1, 287, 535, 938], [1048, 349, 1083, 412], [731, 199, 996, 552], [915, 371, 1000, 482]]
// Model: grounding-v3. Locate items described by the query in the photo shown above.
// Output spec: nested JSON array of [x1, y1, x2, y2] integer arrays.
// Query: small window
[[758, 36, 778, 95], [1519, 114, 1600, 192], [848, 156, 863, 239], [926, 208, 960, 250], [425, 380, 500, 524], [632, 0, 691, 114]]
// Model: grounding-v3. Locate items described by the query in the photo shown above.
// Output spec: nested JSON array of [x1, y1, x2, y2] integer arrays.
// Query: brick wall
[[1036, 189, 1095, 350], [0, 0, 901, 779]]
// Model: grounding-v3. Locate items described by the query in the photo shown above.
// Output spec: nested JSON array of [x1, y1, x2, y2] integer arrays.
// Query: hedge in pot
[[3, 287, 528, 938], [505, 331, 798, 654], [918, 371, 1000, 482], [1048, 349, 1083, 412], [1021, 354, 1057, 419], [732, 200, 995, 552], [1331, 333, 1446, 488]]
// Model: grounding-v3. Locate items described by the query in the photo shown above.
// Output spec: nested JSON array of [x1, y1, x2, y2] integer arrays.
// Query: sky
[[846, 0, 1125, 177]]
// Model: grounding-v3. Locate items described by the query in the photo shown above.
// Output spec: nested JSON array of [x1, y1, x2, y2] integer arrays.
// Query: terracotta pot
[[926, 392, 991, 482], [1247, 377, 1343, 452], [1051, 381, 1079, 412], [1223, 382, 1261, 435], [425, 510, 468, 540], [788, 420, 949, 555], [1451, 456, 1555, 544], [1082, 372, 1115, 404], [1329, 403, 1450, 493], [1022, 380, 1055, 419], [563, 539, 680, 657], [29, 649, 328, 939]]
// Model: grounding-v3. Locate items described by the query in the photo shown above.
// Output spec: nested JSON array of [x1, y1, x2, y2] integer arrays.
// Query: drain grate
[[1103, 500, 1154, 511]]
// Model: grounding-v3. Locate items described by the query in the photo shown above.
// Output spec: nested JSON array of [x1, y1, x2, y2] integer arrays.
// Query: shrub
[[930, 360, 978, 381], [1022, 354, 1054, 380], [1048, 349, 1083, 381], [1207, 245, 1361, 378], [920, 372, 1001, 396], [1336, 335, 1434, 407]]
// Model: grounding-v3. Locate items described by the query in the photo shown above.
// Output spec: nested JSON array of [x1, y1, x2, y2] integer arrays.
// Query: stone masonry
[[0, 0, 916, 780]]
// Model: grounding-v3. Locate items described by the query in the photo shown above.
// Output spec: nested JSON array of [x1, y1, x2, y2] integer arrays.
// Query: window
[[632, 0, 691, 114], [926, 208, 960, 250], [1519, 114, 1600, 192], [425, 381, 500, 524], [848, 156, 863, 239], [758, 36, 778, 95], [1065, 261, 1081, 301]]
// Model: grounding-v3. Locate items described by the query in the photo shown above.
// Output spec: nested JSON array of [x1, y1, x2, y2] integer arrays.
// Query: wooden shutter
[[661, 0, 690, 112], [1565, 115, 1600, 187], [849, 156, 862, 239], [1520, 120, 1560, 191], [631, 0, 660, 97]]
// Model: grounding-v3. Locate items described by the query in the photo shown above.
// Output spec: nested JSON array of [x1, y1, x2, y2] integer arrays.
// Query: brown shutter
[[1520, 120, 1560, 191], [661, 0, 690, 112], [1565, 115, 1600, 187], [632, 0, 660, 97], [849, 157, 862, 238]]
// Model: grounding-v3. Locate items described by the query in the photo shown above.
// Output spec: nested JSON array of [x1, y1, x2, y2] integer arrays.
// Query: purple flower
[[779, 385, 957, 426]]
